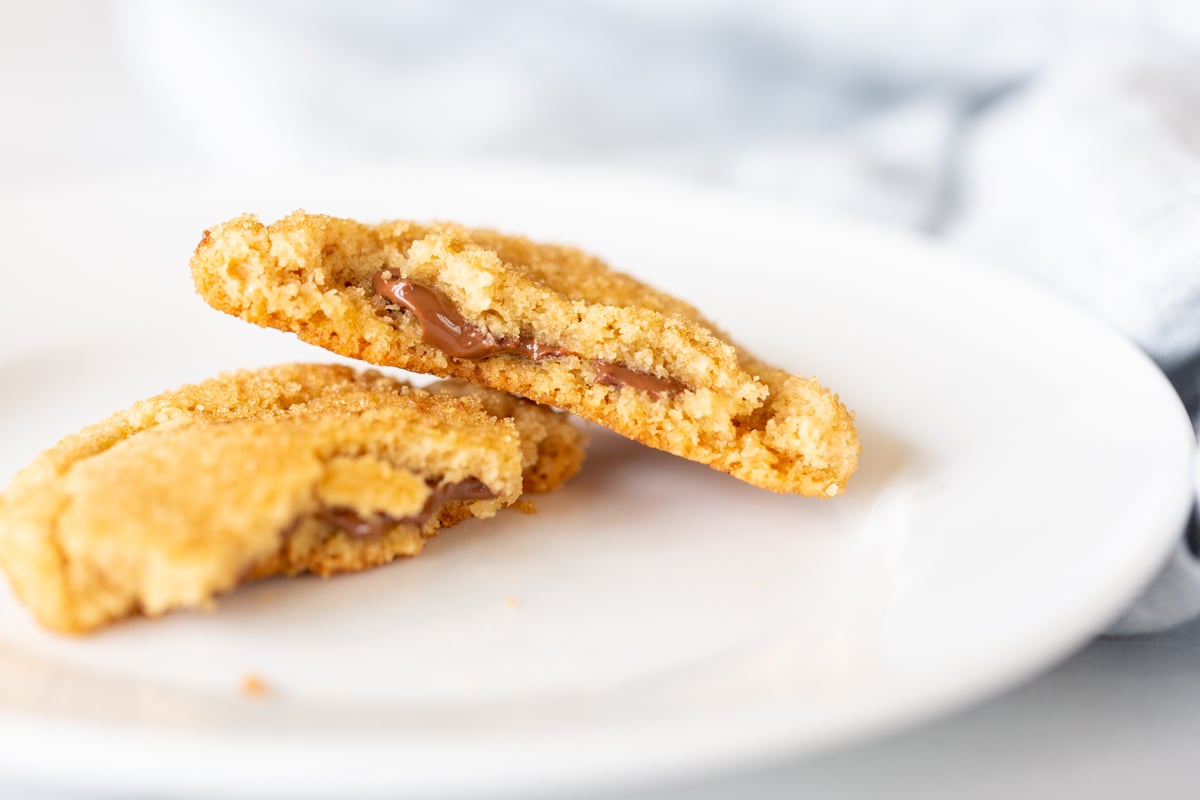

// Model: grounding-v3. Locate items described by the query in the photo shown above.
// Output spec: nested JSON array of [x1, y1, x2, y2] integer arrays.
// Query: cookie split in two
[[192, 211, 859, 496], [0, 364, 586, 633], [1, 210, 860, 635]]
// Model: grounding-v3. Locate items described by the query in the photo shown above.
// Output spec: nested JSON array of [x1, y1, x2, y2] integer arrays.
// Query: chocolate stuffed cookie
[[0, 363, 585, 633], [193, 212, 859, 496]]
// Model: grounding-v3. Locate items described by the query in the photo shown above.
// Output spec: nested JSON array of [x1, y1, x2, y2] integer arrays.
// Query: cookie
[[0, 364, 585, 633], [192, 212, 859, 496]]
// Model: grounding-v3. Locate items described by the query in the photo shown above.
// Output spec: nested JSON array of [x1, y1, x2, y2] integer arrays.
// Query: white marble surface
[[4, 2, 1200, 797]]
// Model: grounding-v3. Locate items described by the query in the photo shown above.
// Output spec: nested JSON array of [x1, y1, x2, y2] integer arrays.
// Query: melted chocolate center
[[593, 359, 688, 399], [316, 477, 497, 538], [372, 272, 570, 360], [372, 270, 687, 398]]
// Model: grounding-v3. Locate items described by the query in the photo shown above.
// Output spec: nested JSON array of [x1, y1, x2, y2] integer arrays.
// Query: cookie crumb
[[241, 673, 268, 697], [504, 595, 521, 608], [513, 498, 538, 515]]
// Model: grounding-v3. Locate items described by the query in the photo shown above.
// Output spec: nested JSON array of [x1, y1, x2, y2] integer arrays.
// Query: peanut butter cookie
[[0, 364, 585, 633], [192, 212, 858, 496]]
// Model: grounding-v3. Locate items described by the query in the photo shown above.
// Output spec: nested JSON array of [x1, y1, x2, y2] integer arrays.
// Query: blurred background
[[5, 0, 1200, 415]]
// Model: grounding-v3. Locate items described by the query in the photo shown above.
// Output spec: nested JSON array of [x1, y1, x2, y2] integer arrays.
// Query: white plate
[[0, 163, 1193, 799]]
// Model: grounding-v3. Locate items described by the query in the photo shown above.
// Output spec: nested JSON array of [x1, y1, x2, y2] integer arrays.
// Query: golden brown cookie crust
[[427, 378, 587, 494], [192, 212, 858, 495], [0, 364, 585, 633]]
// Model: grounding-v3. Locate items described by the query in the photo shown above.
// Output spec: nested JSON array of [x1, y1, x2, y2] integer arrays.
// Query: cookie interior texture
[[0, 364, 585, 633], [193, 212, 859, 496]]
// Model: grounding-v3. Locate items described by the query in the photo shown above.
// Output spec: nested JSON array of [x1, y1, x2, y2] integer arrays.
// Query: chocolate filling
[[593, 359, 688, 399], [316, 477, 496, 538], [372, 272, 570, 360], [372, 270, 687, 397]]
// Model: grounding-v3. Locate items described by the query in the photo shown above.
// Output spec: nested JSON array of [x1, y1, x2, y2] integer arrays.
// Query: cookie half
[[0, 364, 585, 633], [193, 212, 858, 495]]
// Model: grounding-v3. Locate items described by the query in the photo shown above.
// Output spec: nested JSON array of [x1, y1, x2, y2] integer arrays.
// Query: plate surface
[[0, 163, 1193, 798]]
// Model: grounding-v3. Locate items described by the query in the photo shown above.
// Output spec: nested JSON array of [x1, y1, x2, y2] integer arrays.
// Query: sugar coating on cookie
[[192, 212, 859, 495], [0, 364, 585, 634]]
